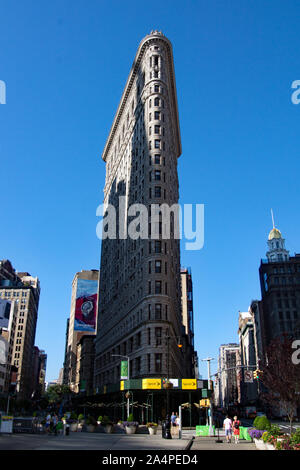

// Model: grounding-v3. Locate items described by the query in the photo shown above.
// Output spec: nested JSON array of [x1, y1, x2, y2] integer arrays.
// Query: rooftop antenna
[[271, 208, 275, 229]]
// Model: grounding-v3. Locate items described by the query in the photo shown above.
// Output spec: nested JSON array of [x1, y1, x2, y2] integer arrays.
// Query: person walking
[[223, 415, 233, 443], [232, 416, 241, 444], [175, 412, 180, 435], [171, 412, 176, 434], [45, 413, 51, 434], [52, 414, 58, 436]]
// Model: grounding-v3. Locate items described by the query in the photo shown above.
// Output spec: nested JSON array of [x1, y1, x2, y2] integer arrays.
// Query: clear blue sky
[[1, 0, 299, 382]]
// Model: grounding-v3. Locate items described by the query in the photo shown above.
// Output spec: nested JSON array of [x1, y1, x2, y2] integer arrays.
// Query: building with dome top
[[258, 217, 300, 350]]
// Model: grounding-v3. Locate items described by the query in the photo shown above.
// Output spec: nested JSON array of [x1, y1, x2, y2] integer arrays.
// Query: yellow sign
[[120, 381, 124, 391], [199, 399, 210, 407], [142, 378, 162, 390], [182, 379, 197, 390]]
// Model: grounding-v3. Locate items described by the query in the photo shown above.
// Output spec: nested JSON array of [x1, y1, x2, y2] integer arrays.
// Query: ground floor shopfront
[[72, 383, 211, 427]]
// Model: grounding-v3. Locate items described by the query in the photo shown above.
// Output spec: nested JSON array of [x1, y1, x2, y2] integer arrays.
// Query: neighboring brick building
[[75, 335, 95, 395], [0, 260, 40, 399], [64, 270, 98, 391]]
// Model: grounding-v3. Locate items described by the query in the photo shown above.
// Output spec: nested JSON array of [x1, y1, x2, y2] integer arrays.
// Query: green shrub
[[253, 416, 270, 431], [86, 415, 97, 426], [291, 429, 300, 446], [78, 414, 84, 421], [97, 415, 103, 422], [101, 416, 112, 425], [128, 413, 134, 422]]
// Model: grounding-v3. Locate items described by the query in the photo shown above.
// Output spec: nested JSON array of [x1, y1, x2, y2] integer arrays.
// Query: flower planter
[[148, 426, 158, 435], [87, 424, 96, 433], [125, 425, 137, 434], [254, 438, 267, 450], [163, 383, 173, 390], [70, 423, 78, 432], [105, 424, 113, 434]]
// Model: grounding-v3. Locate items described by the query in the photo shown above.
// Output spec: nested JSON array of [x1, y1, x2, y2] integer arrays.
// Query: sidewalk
[[191, 436, 256, 451]]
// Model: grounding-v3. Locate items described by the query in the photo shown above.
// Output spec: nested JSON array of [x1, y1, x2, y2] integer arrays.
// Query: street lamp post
[[165, 335, 182, 417], [201, 357, 214, 436], [112, 354, 130, 418]]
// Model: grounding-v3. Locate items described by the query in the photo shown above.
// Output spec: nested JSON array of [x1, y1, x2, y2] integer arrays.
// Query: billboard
[[74, 279, 98, 332], [0, 299, 11, 329]]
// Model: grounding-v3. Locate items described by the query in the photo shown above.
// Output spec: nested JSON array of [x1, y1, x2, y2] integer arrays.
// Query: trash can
[[162, 416, 172, 439]]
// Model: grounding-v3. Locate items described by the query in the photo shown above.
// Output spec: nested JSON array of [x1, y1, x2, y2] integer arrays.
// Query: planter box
[[125, 425, 137, 434], [105, 424, 113, 434], [148, 426, 158, 435], [163, 383, 173, 390], [87, 425, 96, 433], [254, 438, 267, 450]]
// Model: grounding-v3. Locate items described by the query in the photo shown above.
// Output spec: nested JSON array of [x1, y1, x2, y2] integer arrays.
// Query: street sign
[[244, 370, 253, 383]]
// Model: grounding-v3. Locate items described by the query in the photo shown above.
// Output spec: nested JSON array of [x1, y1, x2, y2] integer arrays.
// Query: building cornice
[[101, 32, 182, 162]]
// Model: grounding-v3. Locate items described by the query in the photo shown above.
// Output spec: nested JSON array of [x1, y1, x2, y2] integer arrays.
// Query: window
[[155, 260, 162, 273], [155, 327, 162, 345], [155, 304, 162, 320], [154, 125, 160, 134], [154, 85, 159, 92], [135, 357, 141, 374], [154, 97, 160, 106], [148, 328, 151, 345], [147, 354, 151, 372], [154, 139, 160, 149], [154, 170, 161, 180], [155, 281, 162, 294], [155, 154, 161, 164], [155, 353, 162, 372], [155, 186, 161, 198], [155, 241, 162, 253], [154, 55, 159, 66], [154, 111, 160, 120]]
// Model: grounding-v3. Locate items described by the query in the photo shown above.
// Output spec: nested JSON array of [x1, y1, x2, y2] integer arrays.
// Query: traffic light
[[253, 370, 263, 380]]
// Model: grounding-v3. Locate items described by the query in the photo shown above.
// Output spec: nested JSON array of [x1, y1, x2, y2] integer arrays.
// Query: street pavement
[[0, 430, 193, 451], [0, 428, 258, 451]]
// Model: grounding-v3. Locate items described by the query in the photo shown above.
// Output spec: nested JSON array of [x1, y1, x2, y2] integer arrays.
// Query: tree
[[260, 334, 300, 434], [45, 384, 71, 404]]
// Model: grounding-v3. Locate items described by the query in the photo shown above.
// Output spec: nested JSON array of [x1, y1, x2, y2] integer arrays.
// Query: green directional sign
[[121, 361, 128, 380]]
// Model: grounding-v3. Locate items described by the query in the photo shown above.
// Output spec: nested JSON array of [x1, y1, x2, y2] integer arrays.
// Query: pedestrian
[[171, 412, 176, 434], [223, 415, 233, 443], [232, 416, 241, 444], [45, 413, 51, 434], [52, 414, 58, 435], [175, 412, 180, 434]]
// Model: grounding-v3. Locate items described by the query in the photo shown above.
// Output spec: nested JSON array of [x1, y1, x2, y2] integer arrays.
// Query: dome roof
[[268, 227, 282, 240]]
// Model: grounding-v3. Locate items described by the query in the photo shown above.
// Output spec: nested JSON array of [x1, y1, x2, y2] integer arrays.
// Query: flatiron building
[[94, 31, 190, 389]]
